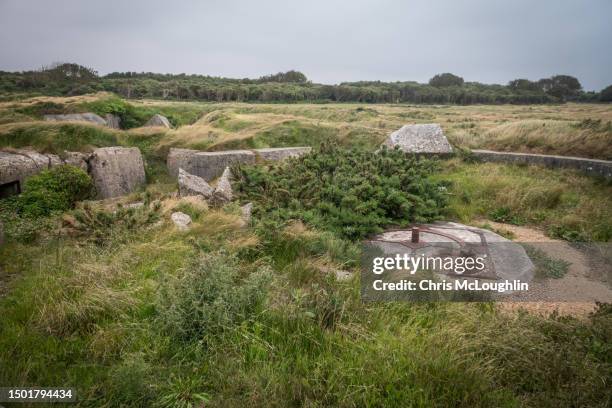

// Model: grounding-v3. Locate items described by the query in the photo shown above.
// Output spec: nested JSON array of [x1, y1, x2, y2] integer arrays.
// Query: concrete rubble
[[211, 167, 233, 205], [171, 211, 192, 230], [105, 114, 121, 129], [144, 114, 171, 128], [240, 202, 253, 226], [178, 168, 213, 198], [383, 124, 453, 154]]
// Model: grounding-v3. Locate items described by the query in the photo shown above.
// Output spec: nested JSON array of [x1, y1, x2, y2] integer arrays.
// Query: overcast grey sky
[[0, 0, 610, 90]]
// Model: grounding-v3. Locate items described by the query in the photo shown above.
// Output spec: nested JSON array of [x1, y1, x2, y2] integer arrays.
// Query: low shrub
[[16, 165, 94, 217], [235, 143, 449, 239], [157, 252, 272, 343]]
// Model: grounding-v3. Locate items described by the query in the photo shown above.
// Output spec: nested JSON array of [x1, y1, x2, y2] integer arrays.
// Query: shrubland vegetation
[[1, 155, 611, 406], [1, 62, 609, 104], [1, 90, 611, 406], [0, 165, 94, 241], [235, 143, 448, 239]]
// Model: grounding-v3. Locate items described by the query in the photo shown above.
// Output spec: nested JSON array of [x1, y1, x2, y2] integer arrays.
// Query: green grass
[[0, 123, 118, 153], [523, 245, 571, 279], [1, 186, 611, 407], [1, 96, 612, 406], [437, 159, 612, 241]]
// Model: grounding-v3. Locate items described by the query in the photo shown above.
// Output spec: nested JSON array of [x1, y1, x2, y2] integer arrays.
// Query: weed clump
[[235, 143, 449, 239], [157, 252, 271, 343], [16, 165, 94, 217]]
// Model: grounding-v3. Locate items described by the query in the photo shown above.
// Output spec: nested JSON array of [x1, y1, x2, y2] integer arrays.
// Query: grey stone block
[[178, 168, 213, 198], [144, 114, 171, 128], [89, 147, 146, 199], [383, 124, 453, 154]]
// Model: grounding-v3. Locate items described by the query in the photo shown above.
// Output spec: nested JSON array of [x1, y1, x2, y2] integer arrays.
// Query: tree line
[[1, 63, 609, 104]]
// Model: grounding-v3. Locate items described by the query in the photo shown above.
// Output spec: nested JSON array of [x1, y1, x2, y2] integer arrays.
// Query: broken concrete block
[[171, 211, 192, 230], [89, 147, 146, 199], [105, 114, 121, 129], [240, 202, 253, 226], [254, 147, 312, 161], [383, 124, 453, 154], [44, 113, 108, 127], [167, 148, 255, 181], [144, 114, 171, 128], [62, 151, 90, 171], [211, 167, 233, 205], [178, 168, 213, 198]]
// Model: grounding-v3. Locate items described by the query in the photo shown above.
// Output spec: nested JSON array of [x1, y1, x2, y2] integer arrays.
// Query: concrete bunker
[[365, 222, 534, 298]]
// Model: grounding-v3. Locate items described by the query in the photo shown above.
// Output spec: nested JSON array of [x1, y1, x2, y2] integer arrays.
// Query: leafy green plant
[[523, 245, 571, 279], [16, 165, 94, 217], [157, 252, 271, 343], [235, 143, 449, 239], [68, 200, 161, 245]]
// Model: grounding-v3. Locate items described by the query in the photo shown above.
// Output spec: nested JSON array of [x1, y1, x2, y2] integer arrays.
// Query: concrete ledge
[[254, 147, 312, 161], [472, 149, 612, 179], [167, 146, 312, 181], [167, 149, 255, 181]]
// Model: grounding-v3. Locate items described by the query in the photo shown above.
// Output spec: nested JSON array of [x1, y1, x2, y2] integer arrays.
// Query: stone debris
[[171, 211, 192, 230], [105, 114, 121, 129], [211, 167, 233, 205], [240, 202, 253, 226], [178, 168, 213, 198], [334, 270, 354, 282], [124, 202, 144, 209], [383, 124, 453, 154], [44, 113, 108, 127], [89, 147, 146, 199], [144, 114, 171, 128]]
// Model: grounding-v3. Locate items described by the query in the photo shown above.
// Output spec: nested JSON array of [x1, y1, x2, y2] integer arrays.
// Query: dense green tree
[[508, 79, 540, 92], [599, 84, 612, 102], [428, 73, 464, 87], [258, 70, 308, 83]]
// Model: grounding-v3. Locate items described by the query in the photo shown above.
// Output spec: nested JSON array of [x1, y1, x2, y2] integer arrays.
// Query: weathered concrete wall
[[472, 149, 612, 179], [0, 150, 66, 189], [44, 113, 108, 127], [89, 147, 146, 198], [167, 146, 311, 180], [254, 147, 312, 161], [0, 149, 91, 188], [167, 148, 255, 180]]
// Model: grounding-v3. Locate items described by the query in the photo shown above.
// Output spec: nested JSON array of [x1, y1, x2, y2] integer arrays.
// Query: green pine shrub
[[234, 143, 449, 239]]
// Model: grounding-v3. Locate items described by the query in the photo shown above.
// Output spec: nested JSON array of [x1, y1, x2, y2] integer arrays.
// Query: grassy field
[[1, 94, 611, 158], [1, 94, 611, 406]]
